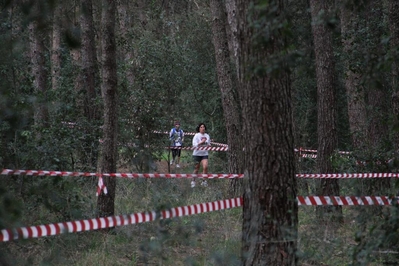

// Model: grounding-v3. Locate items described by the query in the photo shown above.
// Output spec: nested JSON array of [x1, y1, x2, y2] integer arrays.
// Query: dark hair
[[196, 123, 206, 132]]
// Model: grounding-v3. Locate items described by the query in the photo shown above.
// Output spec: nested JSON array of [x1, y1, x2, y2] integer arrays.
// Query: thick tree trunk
[[224, 0, 239, 76], [97, 0, 118, 218], [310, 0, 342, 222], [237, 1, 297, 265], [210, 0, 243, 196]]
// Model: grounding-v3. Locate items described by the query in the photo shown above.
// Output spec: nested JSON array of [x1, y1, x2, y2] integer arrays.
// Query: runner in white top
[[191, 123, 210, 187]]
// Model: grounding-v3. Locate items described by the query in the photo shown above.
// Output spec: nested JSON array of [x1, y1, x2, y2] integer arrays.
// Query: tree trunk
[[237, 1, 297, 265], [81, 0, 100, 121], [365, 1, 390, 194], [117, 0, 135, 86], [389, 1, 399, 151], [389, 0, 399, 95], [29, 2, 49, 129], [97, 0, 118, 218], [81, 0, 101, 169], [340, 3, 368, 151], [210, 0, 243, 196], [51, 2, 63, 92], [224, 0, 239, 76], [310, 0, 342, 222]]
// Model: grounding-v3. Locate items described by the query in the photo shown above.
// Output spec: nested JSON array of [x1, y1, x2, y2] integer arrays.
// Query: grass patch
[[2, 162, 399, 265]]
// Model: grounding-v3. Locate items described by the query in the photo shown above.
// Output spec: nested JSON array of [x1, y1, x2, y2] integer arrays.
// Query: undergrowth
[[1, 154, 399, 265]]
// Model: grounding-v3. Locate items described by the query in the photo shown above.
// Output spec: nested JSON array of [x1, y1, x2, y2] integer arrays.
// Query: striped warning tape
[[2, 195, 398, 242], [296, 173, 399, 178], [297, 196, 399, 206], [0, 169, 244, 179], [153, 130, 196, 136], [0, 197, 243, 242], [299, 153, 317, 158], [210, 142, 229, 147], [295, 147, 351, 155], [167, 146, 228, 151], [4, 169, 399, 179]]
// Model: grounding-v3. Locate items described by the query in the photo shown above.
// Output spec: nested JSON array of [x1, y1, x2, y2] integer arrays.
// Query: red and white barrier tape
[[0, 197, 243, 242], [296, 173, 399, 178], [166, 146, 228, 151], [96, 177, 108, 196], [4, 169, 399, 179], [297, 196, 398, 206], [153, 130, 196, 136], [210, 142, 229, 147], [2, 195, 398, 242], [295, 147, 351, 155], [299, 153, 317, 158], [0, 169, 244, 179]]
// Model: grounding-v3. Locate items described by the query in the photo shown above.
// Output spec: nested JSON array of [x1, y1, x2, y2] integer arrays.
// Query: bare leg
[[201, 159, 208, 174], [192, 162, 201, 185]]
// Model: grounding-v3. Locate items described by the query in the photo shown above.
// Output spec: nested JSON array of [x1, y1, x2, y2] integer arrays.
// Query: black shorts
[[193, 155, 208, 163], [172, 148, 181, 157]]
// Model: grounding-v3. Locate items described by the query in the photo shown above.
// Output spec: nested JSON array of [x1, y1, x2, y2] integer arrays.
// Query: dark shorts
[[193, 155, 208, 163], [172, 148, 181, 157]]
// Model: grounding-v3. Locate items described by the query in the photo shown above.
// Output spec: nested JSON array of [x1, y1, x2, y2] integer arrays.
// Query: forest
[[1, 0, 399, 265]]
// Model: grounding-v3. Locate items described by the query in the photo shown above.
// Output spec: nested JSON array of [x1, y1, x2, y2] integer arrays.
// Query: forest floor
[[2, 155, 399, 265]]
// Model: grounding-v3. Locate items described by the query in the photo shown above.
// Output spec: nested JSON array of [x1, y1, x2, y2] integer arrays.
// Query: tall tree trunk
[[29, 2, 49, 129], [81, 0, 99, 121], [340, 3, 368, 151], [117, 0, 135, 86], [51, 2, 63, 91], [97, 0, 118, 218], [310, 0, 342, 222], [69, 5, 85, 121], [366, 1, 390, 193], [237, 1, 297, 264], [210, 0, 243, 196], [389, 1, 399, 151], [389, 0, 399, 94], [224, 0, 239, 76], [81, 0, 100, 169]]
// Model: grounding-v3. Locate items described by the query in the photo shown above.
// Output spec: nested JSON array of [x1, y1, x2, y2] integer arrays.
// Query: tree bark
[[51, 2, 63, 92], [210, 0, 243, 196], [388, 0, 399, 154], [389, 0, 399, 151], [80, 0, 101, 169], [340, 3, 368, 151], [224, 0, 239, 76], [97, 0, 118, 218], [389, 0, 399, 95], [365, 1, 390, 194], [81, 0, 100, 121], [310, 0, 342, 222], [237, 1, 297, 265], [29, 2, 49, 129], [117, 0, 135, 86]]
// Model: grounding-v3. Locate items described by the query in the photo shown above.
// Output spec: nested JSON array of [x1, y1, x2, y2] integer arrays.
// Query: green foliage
[[1, 0, 399, 265]]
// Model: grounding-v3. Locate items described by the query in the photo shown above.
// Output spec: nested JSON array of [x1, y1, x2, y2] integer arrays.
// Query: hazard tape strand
[[167, 146, 228, 151], [0, 197, 243, 242], [2, 196, 398, 242], [3, 169, 399, 179]]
